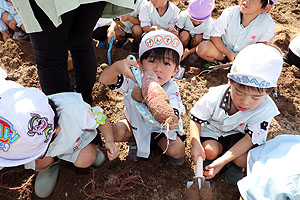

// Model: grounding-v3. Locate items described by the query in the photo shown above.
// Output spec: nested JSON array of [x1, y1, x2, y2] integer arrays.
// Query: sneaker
[[131, 40, 140, 53], [92, 149, 106, 167], [225, 162, 245, 185], [34, 158, 60, 198], [12, 31, 28, 40], [187, 53, 198, 64], [127, 141, 138, 161], [174, 66, 185, 79], [201, 60, 219, 70]]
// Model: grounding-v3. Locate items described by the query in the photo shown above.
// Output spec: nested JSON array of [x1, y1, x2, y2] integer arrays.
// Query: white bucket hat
[[139, 30, 183, 62], [227, 43, 283, 88], [0, 87, 55, 167]]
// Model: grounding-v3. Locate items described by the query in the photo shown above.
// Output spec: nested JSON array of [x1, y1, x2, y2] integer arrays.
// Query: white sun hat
[[0, 87, 55, 167], [227, 43, 283, 88], [139, 30, 183, 62]]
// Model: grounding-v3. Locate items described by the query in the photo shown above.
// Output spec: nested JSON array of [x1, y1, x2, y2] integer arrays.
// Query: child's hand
[[112, 59, 139, 83], [191, 140, 206, 164], [107, 28, 116, 45], [203, 159, 225, 179], [168, 28, 178, 36], [120, 15, 130, 22], [105, 142, 120, 160], [226, 52, 237, 62], [181, 49, 190, 61]]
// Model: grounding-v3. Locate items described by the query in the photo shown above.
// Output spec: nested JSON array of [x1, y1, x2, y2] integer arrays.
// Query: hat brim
[[0, 143, 48, 167]]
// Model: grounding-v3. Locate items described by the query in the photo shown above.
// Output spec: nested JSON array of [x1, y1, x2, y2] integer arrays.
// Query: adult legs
[[68, 2, 106, 105]]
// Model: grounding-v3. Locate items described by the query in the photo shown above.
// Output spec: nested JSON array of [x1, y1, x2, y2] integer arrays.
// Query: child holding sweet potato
[[99, 30, 186, 165]]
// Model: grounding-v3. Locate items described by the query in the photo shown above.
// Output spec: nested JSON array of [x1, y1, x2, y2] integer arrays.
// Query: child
[[139, 0, 180, 33], [0, 0, 26, 41], [176, 0, 214, 63], [283, 33, 300, 69], [106, 0, 147, 52], [196, 0, 277, 68], [99, 30, 186, 165], [0, 73, 119, 198], [190, 43, 283, 185], [237, 134, 300, 200]]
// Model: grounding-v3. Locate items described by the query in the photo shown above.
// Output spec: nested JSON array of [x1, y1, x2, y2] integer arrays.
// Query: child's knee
[[167, 140, 185, 158], [74, 143, 97, 168], [35, 157, 55, 170], [132, 25, 143, 38], [112, 121, 132, 142]]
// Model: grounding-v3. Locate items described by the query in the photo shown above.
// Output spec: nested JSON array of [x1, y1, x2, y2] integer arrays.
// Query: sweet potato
[[141, 70, 178, 128]]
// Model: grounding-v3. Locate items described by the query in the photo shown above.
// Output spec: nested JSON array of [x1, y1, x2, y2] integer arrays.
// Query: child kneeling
[[190, 43, 283, 185], [0, 77, 119, 198]]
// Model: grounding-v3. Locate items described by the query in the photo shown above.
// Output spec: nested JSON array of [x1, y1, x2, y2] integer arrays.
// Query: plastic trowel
[[184, 156, 212, 200]]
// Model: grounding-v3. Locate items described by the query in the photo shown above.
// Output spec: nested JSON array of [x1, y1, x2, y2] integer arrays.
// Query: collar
[[219, 86, 232, 114]]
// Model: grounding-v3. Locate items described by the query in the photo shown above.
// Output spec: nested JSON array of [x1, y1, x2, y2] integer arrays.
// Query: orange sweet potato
[[141, 70, 178, 128]]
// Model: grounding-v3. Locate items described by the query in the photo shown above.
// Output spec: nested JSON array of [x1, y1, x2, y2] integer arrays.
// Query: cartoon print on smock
[[0, 117, 21, 152], [27, 113, 53, 142], [245, 121, 269, 145]]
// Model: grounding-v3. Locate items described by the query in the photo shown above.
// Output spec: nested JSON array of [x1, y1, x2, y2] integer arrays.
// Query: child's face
[[229, 82, 268, 112], [239, 0, 266, 15], [190, 18, 203, 26], [139, 52, 179, 85], [150, 0, 168, 9]]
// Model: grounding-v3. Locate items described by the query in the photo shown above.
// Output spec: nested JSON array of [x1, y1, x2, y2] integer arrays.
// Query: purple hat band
[[187, 0, 215, 21]]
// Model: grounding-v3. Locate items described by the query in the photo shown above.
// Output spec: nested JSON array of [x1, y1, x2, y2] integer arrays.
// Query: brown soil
[[1, 0, 299, 199]]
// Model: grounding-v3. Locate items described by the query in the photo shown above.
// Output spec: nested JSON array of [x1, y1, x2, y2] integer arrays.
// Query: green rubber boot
[[34, 159, 60, 198]]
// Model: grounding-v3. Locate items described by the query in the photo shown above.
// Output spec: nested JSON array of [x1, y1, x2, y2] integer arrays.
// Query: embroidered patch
[[27, 113, 53, 142], [0, 117, 21, 152]]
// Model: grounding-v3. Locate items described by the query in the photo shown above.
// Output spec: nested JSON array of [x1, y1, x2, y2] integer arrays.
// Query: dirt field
[[0, 0, 299, 199]]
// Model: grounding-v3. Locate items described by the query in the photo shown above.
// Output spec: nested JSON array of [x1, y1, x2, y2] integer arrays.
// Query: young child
[[283, 33, 300, 69], [190, 43, 283, 185], [106, 0, 147, 52], [176, 0, 214, 62], [99, 30, 186, 165], [238, 134, 300, 200], [0, 72, 119, 198], [196, 0, 277, 68], [0, 0, 26, 41], [139, 0, 180, 33]]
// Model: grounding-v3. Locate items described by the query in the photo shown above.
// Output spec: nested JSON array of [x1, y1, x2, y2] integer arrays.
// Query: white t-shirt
[[139, 1, 180, 30], [238, 134, 300, 200], [120, 0, 147, 33], [25, 92, 99, 170], [289, 35, 300, 57], [110, 74, 185, 158], [190, 85, 279, 145], [175, 10, 213, 39], [210, 6, 275, 53]]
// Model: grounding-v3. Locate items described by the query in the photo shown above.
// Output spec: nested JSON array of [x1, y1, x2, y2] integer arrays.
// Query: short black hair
[[140, 47, 180, 67], [48, 98, 59, 130], [229, 78, 274, 94], [261, 0, 273, 8]]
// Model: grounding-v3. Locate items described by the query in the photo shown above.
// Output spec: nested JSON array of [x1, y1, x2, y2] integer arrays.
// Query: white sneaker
[[12, 31, 28, 40]]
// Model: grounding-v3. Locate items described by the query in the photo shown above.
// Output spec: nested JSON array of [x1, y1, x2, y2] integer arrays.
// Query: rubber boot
[[34, 159, 60, 198], [92, 149, 105, 167]]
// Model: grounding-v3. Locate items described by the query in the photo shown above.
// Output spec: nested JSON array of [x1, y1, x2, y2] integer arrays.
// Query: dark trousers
[[28, 0, 106, 105], [284, 48, 300, 69]]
